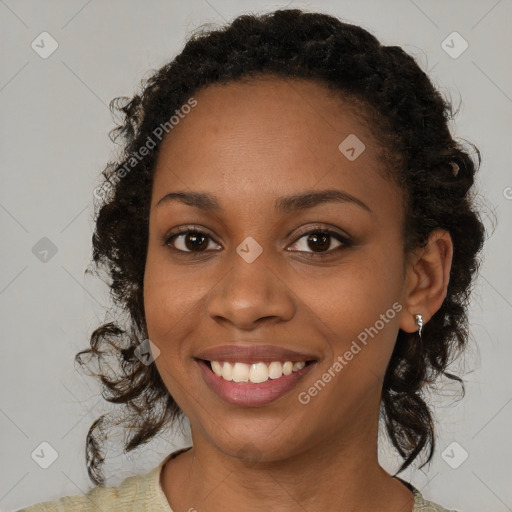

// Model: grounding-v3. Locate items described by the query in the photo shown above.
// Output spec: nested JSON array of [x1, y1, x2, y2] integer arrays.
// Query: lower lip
[[196, 359, 315, 407]]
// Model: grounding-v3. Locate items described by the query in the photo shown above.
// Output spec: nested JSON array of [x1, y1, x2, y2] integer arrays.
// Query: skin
[[143, 77, 453, 512]]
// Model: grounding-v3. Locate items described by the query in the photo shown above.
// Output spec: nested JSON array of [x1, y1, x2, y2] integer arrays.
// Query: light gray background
[[1, 1, 511, 511]]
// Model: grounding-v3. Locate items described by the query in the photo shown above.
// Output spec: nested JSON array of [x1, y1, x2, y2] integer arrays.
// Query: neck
[[161, 413, 414, 512]]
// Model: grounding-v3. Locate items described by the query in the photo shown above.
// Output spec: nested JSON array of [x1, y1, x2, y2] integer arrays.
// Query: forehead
[[151, 77, 400, 217]]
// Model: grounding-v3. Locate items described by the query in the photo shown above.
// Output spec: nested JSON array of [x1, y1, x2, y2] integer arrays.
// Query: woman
[[19, 8, 485, 512]]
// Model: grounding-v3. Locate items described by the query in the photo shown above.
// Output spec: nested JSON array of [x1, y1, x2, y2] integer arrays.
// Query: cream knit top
[[17, 447, 457, 511]]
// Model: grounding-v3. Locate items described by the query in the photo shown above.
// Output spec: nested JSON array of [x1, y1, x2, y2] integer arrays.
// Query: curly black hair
[[77, 8, 486, 486]]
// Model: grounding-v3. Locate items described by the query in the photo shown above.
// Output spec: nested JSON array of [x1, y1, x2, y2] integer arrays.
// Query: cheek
[[143, 247, 218, 356], [143, 249, 193, 345], [143, 252, 203, 411], [313, 247, 404, 365]]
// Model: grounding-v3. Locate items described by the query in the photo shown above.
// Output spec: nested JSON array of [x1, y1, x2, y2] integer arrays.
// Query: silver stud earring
[[414, 314, 423, 339]]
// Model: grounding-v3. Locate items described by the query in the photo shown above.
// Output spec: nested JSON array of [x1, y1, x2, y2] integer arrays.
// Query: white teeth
[[221, 362, 233, 380], [249, 362, 268, 383], [211, 361, 223, 376], [282, 361, 293, 375], [232, 362, 250, 382], [268, 361, 283, 379], [209, 360, 307, 383]]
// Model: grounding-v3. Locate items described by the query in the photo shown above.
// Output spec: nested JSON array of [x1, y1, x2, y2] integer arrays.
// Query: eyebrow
[[156, 188, 371, 214]]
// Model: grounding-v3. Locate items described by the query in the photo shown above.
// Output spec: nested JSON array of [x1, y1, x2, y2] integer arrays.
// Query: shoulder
[[411, 485, 459, 512], [15, 485, 117, 512], [16, 474, 149, 512], [16, 448, 191, 512], [16, 475, 157, 512]]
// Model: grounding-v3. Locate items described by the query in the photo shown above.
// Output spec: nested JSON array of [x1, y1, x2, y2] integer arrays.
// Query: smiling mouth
[[198, 359, 316, 384]]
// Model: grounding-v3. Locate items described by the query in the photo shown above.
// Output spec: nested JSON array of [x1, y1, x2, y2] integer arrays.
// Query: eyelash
[[160, 225, 353, 259]]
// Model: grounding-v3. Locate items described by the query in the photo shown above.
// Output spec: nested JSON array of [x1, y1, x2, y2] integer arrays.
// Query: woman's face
[[144, 77, 411, 461]]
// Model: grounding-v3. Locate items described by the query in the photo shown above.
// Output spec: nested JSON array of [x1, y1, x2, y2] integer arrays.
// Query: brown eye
[[305, 232, 331, 252], [183, 232, 209, 251], [288, 228, 352, 257], [164, 229, 221, 253]]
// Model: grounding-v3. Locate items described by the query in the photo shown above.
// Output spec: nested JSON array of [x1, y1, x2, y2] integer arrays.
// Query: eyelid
[[291, 224, 352, 242], [163, 224, 216, 238]]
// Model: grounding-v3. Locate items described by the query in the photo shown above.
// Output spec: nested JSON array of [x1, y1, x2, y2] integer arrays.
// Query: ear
[[399, 228, 453, 334]]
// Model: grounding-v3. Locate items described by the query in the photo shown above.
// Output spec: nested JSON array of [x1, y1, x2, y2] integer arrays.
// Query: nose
[[206, 245, 296, 330]]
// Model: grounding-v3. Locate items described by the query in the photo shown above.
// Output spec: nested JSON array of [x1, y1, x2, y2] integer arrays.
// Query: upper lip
[[195, 344, 318, 364]]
